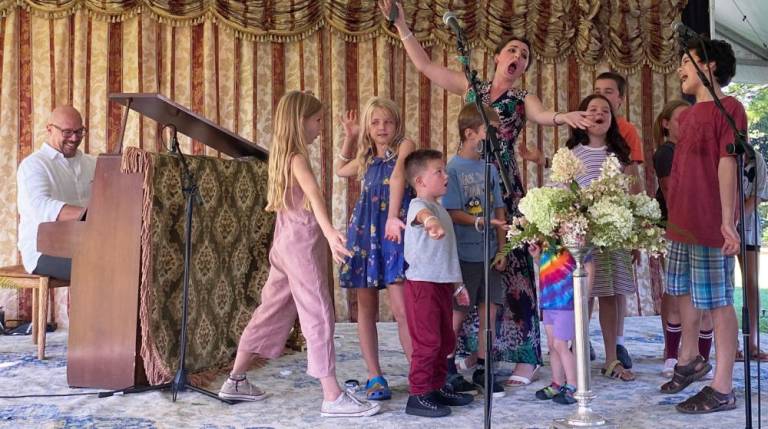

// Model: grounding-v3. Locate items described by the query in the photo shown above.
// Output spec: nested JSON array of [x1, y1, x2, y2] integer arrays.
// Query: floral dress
[[340, 151, 412, 289], [456, 82, 542, 367]]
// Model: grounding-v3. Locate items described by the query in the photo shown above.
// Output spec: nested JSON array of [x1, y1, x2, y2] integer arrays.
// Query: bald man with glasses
[[16, 106, 96, 280]]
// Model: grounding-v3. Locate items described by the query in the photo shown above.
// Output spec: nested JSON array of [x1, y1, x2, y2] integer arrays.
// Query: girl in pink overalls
[[218, 91, 380, 418]]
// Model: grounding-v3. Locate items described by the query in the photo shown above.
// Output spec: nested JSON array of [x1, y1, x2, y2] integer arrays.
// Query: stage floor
[[1, 318, 766, 428]]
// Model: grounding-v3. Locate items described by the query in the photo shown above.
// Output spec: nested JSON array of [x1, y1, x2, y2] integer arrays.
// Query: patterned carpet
[[1, 318, 766, 429]]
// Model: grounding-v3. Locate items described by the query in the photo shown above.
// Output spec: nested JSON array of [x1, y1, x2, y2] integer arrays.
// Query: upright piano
[[37, 93, 268, 389]]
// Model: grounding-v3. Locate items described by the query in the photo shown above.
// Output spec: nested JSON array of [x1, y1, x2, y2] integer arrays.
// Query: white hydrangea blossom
[[518, 187, 569, 235], [550, 148, 584, 184], [588, 199, 634, 247]]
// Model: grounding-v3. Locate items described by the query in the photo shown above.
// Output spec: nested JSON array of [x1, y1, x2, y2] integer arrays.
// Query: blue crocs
[[365, 376, 391, 401]]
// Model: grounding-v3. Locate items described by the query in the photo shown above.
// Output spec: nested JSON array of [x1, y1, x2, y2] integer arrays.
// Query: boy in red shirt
[[660, 38, 746, 414]]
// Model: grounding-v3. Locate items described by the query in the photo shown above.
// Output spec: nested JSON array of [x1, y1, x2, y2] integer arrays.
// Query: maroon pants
[[404, 279, 456, 395]]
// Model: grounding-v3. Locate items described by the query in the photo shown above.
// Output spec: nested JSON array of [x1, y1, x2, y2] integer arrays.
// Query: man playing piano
[[16, 106, 96, 280]]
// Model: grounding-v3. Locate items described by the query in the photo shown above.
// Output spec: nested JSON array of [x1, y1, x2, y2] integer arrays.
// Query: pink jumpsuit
[[237, 184, 336, 378]]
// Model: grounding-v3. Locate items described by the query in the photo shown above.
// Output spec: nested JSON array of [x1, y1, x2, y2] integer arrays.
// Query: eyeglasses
[[49, 124, 87, 139]]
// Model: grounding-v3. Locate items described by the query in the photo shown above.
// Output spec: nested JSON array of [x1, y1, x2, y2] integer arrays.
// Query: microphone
[[443, 11, 462, 37], [387, 1, 398, 26], [672, 22, 700, 41]]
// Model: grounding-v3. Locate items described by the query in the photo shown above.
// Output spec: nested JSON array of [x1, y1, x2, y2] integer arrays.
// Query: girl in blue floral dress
[[336, 97, 415, 400]]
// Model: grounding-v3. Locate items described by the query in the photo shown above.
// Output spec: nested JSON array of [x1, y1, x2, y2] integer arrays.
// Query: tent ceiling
[[714, 0, 768, 83]]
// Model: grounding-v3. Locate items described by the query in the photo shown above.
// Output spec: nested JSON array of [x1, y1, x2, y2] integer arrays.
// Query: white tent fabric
[[714, 0, 768, 84]]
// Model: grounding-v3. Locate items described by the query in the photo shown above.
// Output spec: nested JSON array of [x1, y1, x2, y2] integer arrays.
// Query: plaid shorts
[[665, 240, 735, 310]]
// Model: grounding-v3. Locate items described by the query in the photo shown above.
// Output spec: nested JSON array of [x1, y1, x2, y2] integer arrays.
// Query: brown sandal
[[676, 386, 737, 414], [600, 360, 635, 382], [660, 355, 711, 394]]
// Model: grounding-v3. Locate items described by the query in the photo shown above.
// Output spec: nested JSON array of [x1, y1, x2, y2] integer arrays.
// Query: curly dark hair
[[565, 94, 631, 165], [685, 38, 736, 87]]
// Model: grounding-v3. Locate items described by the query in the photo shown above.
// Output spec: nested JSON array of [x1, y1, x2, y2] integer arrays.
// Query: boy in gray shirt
[[402, 149, 472, 418]]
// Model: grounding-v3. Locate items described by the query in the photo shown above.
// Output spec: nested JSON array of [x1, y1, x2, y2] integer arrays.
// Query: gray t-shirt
[[404, 197, 462, 283]]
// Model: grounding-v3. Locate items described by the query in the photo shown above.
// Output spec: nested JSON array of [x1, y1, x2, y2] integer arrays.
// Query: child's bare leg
[[357, 288, 382, 378], [545, 324, 565, 386], [387, 282, 413, 361], [598, 295, 619, 364]]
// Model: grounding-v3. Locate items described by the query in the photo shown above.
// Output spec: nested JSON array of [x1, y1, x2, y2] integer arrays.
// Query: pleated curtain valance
[[1, 0, 687, 73]]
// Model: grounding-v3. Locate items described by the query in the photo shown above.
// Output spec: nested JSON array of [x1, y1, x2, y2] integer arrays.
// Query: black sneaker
[[570, 341, 596, 361], [446, 373, 479, 395], [472, 368, 505, 398], [552, 385, 577, 405], [617, 344, 633, 369], [434, 386, 473, 406], [405, 392, 451, 418]]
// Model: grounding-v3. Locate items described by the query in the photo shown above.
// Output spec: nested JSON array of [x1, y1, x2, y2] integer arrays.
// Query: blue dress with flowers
[[340, 151, 412, 289]]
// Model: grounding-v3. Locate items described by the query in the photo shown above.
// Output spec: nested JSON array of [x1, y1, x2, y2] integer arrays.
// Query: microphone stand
[[450, 25, 514, 429], [103, 125, 231, 404], [682, 38, 756, 429]]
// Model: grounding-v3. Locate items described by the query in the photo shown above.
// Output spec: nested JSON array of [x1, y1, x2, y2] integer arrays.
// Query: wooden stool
[[0, 265, 69, 359]]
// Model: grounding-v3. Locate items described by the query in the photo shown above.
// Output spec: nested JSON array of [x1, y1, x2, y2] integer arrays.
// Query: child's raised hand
[[518, 144, 543, 165], [490, 218, 508, 228], [424, 217, 445, 240], [528, 242, 541, 259], [341, 110, 360, 140], [493, 253, 507, 271], [326, 229, 353, 264], [454, 284, 470, 307], [385, 217, 406, 243]]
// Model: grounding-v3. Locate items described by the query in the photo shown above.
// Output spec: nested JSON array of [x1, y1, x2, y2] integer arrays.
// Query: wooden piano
[[37, 93, 268, 389]]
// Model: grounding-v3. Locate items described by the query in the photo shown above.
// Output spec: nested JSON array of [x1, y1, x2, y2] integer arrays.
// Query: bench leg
[[31, 287, 38, 345], [37, 277, 48, 360]]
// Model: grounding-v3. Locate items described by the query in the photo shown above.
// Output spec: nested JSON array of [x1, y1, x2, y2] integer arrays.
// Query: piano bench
[[0, 265, 69, 359]]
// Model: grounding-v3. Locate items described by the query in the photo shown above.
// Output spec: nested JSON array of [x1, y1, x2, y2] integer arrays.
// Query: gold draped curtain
[[2, 0, 686, 72], [0, 1, 686, 324]]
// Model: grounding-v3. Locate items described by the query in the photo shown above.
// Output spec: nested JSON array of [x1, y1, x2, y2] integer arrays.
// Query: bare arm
[[413, 207, 445, 239], [291, 154, 352, 262], [384, 139, 416, 242], [718, 156, 739, 255], [379, 0, 468, 95], [335, 110, 361, 178], [57, 205, 85, 221], [524, 93, 593, 129]]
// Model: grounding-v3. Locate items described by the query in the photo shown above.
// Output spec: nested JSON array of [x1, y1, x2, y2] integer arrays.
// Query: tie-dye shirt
[[539, 248, 576, 310]]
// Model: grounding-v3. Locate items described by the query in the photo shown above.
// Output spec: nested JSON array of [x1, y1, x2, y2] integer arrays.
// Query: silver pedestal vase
[[553, 244, 615, 429]]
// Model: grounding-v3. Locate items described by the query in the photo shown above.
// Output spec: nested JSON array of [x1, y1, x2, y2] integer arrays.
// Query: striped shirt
[[571, 144, 609, 188]]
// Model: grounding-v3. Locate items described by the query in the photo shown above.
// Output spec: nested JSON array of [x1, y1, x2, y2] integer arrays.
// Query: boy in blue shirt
[[443, 103, 507, 397]]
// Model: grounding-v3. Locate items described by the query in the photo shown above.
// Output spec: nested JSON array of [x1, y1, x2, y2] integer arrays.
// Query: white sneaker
[[320, 390, 381, 417], [661, 358, 677, 378], [218, 377, 267, 401]]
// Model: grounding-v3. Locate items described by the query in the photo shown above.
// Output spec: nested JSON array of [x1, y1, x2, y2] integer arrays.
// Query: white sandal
[[505, 365, 540, 387]]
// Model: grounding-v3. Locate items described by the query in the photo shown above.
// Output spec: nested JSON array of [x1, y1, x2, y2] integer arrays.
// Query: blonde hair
[[652, 99, 690, 150], [266, 91, 323, 211], [354, 97, 405, 177]]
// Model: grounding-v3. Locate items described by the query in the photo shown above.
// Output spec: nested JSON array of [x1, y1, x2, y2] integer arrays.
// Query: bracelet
[[337, 153, 352, 162], [453, 284, 465, 297], [400, 31, 414, 41], [423, 215, 439, 227], [553, 112, 563, 126], [474, 216, 484, 232]]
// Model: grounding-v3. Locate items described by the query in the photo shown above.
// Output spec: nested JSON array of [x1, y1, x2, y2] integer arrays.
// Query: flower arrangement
[[505, 148, 666, 255]]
